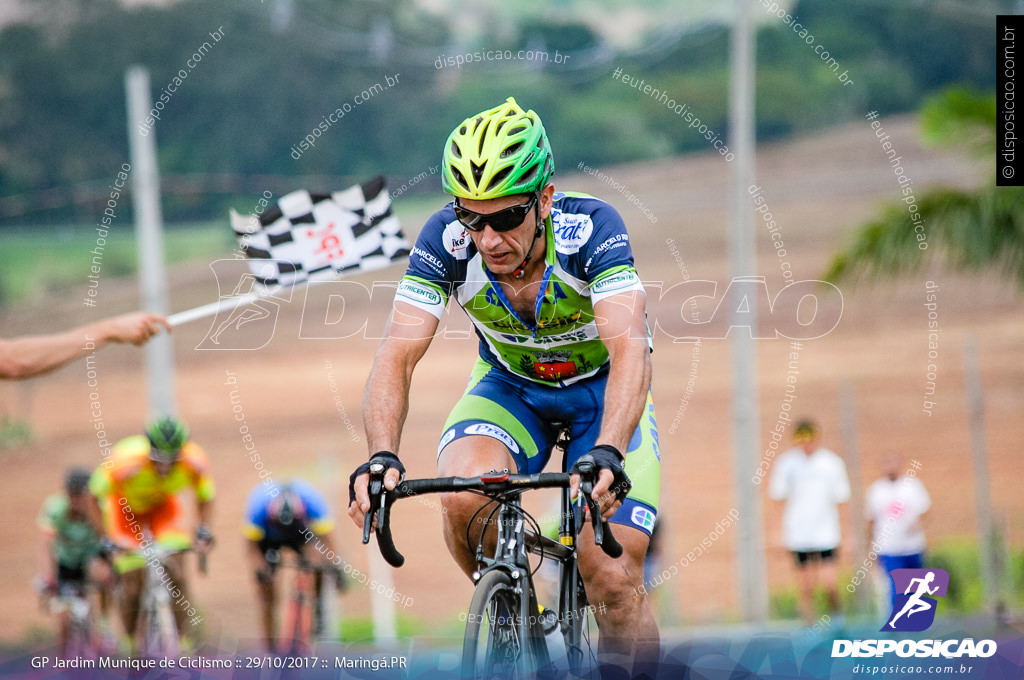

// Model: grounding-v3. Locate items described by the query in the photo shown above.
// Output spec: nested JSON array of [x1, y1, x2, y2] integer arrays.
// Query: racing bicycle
[[264, 548, 337, 655], [362, 429, 622, 678]]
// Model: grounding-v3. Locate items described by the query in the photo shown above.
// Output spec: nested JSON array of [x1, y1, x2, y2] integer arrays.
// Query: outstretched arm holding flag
[[0, 312, 170, 379]]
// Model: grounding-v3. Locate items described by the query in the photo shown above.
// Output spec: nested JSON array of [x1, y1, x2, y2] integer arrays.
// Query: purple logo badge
[[882, 569, 949, 632]]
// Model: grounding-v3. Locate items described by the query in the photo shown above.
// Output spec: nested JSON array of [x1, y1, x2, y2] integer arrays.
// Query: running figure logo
[[882, 569, 949, 632]]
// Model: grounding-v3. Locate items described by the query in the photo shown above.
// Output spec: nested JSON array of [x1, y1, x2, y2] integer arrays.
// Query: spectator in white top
[[865, 453, 930, 610], [769, 418, 851, 624]]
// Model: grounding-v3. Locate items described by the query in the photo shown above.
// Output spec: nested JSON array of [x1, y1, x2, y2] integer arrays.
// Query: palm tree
[[823, 88, 1024, 288]]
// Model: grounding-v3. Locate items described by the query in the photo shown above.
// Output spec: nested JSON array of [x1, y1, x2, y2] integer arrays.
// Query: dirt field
[[1, 116, 1020, 648]]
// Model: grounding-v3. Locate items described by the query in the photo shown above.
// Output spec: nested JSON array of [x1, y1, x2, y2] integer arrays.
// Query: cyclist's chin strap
[[512, 204, 546, 280]]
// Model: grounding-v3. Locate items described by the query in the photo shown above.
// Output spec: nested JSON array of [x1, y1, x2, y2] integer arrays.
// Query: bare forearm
[[0, 328, 96, 379], [363, 347, 415, 455], [0, 313, 168, 379], [197, 500, 212, 527], [597, 344, 651, 452]]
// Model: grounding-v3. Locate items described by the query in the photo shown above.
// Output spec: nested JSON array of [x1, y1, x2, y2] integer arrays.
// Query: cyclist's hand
[[34, 574, 57, 595], [347, 451, 405, 528], [194, 524, 214, 553], [570, 445, 632, 521], [255, 564, 275, 585]]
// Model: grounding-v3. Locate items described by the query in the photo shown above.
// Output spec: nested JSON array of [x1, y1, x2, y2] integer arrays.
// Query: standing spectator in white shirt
[[865, 453, 930, 611], [769, 419, 851, 624]]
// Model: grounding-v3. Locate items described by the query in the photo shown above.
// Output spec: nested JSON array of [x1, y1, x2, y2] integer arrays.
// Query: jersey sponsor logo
[[529, 349, 578, 381], [443, 223, 470, 259], [553, 213, 594, 254], [591, 269, 640, 295], [464, 423, 520, 454], [437, 428, 456, 455], [585, 235, 629, 270], [534, 329, 590, 345], [411, 246, 446, 276], [631, 506, 655, 532], [397, 280, 442, 306]]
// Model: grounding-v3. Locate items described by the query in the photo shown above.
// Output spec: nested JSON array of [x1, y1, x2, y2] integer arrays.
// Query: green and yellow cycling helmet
[[442, 96, 554, 200], [146, 416, 190, 462]]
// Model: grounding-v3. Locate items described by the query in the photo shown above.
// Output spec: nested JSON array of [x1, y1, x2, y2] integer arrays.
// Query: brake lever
[[361, 462, 385, 544], [575, 461, 623, 558]]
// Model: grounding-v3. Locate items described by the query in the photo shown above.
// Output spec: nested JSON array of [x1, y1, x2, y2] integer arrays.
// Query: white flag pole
[[166, 284, 286, 327]]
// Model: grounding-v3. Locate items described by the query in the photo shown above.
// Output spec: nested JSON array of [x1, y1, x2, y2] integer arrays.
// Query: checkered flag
[[229, 175, 410, 286]]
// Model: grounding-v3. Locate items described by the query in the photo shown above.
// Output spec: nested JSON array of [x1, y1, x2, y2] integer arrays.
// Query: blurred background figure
[[242, 479, 344, 653], [865, 452, 931, 613], [768, 419, 850, 625], [88, 417, 214, 652], [0, 312, 169, 380], [36, 467, 114, 655]]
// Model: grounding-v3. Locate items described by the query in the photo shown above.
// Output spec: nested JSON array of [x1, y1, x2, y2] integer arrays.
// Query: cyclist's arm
[[364, 301, 439, 452], [349, 301, 439, 524], [37, 531, 57, 586], [86, 493, 106, 539], [197, 499, 213, 528], [594, 289, 651, 451], [578, 289, 651, 518], [247, 538, 268, 578]]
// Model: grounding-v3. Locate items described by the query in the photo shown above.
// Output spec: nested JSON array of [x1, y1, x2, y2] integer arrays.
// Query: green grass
[[0, 222, 235, 307], [337, 614, 427, 644], [768, 539, 1024, 621], [0, 417, 33, 449]]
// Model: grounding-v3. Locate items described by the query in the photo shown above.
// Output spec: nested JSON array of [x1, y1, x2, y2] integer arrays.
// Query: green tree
[[823, 88, 1024, 288]]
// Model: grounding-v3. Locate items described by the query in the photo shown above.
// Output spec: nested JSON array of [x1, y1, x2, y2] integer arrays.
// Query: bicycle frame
[[272, 550, 318, 655], [138, 545, 183, 657], [363, 465, 619, 675], [50, 580, 97, 657]]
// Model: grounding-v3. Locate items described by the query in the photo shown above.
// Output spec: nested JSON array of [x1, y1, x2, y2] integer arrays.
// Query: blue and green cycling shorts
[[438, 359, 660, 536]]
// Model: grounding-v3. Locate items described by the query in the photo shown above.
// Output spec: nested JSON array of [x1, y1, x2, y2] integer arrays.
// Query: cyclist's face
[[68, 492, 88, 514], [461, 187, 552, 276], [153, 459, 174, 476]]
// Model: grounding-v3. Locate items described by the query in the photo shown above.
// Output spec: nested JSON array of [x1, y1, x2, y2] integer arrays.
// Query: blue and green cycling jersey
[[396, 192, 647, 386]]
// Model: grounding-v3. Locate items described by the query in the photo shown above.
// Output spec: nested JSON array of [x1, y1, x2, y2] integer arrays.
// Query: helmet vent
[[508, 125, 527, 136], [470, 161, 485, 183], [449, 140, 462, 159], [491, 166, 512, 186], [503, 141, 524, 158], [477, 120, 491, 155]]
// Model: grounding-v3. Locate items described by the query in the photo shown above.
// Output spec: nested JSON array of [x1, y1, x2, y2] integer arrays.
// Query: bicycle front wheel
[[461, 570, 547, 679]]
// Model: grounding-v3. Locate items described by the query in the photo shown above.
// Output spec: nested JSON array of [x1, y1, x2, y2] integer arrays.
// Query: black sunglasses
[[454, 194, 538, 233]]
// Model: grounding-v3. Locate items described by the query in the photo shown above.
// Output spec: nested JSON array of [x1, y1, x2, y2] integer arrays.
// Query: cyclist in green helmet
[[350, 97, 660, 670]]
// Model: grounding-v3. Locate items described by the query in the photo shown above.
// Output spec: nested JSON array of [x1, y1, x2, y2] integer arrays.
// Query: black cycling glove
[[348, 451, 406, 505], [571, 444, 632, 503]]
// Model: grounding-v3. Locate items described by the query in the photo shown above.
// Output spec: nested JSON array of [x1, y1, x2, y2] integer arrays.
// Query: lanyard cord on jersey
[[511, 193, 545, 279], [485, 258, 554, 338]]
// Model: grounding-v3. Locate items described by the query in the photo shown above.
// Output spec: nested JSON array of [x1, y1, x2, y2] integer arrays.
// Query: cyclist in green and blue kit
[[350, 97, 661, 667]]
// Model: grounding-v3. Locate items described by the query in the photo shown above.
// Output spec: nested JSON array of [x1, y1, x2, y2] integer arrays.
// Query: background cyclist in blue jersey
[[349, 97, 661, 669]]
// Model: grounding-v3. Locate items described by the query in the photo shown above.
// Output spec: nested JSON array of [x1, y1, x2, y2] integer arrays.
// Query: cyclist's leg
[[55, 563, 85, 656], [150, 495, 193, 635], [437, 361, 552, 578], [567, 387, 661, 668], [101, 495, 147, 643], [254, 545, 278, 652], [437, 437, 520, 578]]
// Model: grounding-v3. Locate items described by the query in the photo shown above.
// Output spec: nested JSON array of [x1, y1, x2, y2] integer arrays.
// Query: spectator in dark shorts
[[769, 419, 850, 624]]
